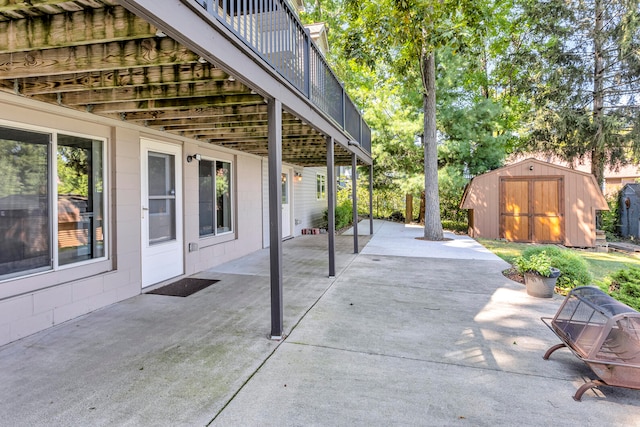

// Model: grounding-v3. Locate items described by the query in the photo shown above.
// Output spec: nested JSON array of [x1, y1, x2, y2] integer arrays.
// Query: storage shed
[[460, 158, 608, 247], [619, 183, 640, 238]]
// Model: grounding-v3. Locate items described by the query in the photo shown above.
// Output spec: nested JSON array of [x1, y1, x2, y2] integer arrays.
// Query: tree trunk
[[591, 0, 605, 189], [405, 194, 413, 224], [421, 50, 444, 240], [418, 191, 425, 224]]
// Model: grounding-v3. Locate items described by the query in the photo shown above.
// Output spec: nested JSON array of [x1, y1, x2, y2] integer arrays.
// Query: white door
[[281, 170, 292, 238], [141, 139, 183, 287]]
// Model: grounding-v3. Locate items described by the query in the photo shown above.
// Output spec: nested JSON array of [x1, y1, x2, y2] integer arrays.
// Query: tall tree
[[337, 0, 497, 240], [506, 0, 640, 185]]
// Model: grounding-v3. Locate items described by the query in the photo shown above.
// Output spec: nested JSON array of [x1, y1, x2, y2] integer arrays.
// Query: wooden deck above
[[0, 0, 362, 166]]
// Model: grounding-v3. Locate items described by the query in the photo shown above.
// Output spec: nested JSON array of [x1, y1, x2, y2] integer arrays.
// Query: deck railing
[[192, 0, 370, 154]]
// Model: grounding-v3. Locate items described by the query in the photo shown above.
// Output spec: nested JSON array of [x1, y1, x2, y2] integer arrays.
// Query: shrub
[[389, 211, 405, 222], [323, 199, 353, 230], [441, 220, 468, 233], [600, 194, 620, 240], [520, 246, 592, 293], [597, 267, 640, 311], [515, 251, 555, 276]]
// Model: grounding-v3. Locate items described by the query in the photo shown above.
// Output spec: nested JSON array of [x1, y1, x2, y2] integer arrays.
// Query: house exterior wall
[[261, 161, 328, 247], [293, 167, 328, 235], [0, 94, 265, 347], [461, 159, 608, 247]]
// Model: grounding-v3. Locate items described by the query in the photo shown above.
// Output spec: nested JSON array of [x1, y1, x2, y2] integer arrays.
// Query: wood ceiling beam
[[0, 38, 200, 79], [183, 126, 320, 140], [0, 5, 154, 53], [0, 1, 119, 15], [149, 117, 303, 131], [50, 79, 253, 105], [72, 94, 264, 114], [178, 121, 312, 135], [136, 111, 297, 127], [212, 139, 325, 149], [4, 63, 229, 95], [119, 104, 268, 121]]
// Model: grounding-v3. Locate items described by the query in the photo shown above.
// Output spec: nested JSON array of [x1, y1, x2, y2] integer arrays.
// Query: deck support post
[[369, 164, 374, 235], [326, 136, 336, 277], [352, 153, 358, 253], [268, 98, 283, 340]]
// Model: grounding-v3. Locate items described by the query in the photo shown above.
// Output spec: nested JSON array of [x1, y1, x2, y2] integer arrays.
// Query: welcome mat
[[146, 278, 220, 297]]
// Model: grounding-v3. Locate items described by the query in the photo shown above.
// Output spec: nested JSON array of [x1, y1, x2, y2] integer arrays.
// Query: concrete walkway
[[1, 221, 639, 426]]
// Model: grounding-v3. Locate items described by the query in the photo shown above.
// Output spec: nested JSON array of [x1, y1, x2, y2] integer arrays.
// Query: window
[[199, 159, 233, 237], [0, 125, 106, 279], [148, 152, 176, 244], [316, 173, 326, 200]]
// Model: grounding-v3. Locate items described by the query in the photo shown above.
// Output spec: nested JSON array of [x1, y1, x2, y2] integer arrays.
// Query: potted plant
[[514, 251, 561, 298]]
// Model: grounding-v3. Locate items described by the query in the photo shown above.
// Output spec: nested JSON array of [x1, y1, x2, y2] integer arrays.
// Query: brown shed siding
[[461, 159, 608, 247]]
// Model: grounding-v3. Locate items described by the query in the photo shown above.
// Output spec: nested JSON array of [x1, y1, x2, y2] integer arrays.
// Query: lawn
[[477, 238, 640, 283]]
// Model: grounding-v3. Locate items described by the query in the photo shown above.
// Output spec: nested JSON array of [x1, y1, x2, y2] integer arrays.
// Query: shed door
[[500, 177, 563, 243]]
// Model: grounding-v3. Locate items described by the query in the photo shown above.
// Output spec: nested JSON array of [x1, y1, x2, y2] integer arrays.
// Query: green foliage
[[600, 193, 620, 240], [507, 0, 640, 184], [441, 220, 468, 233], [515, 251, 555, 277], [436, 48, 516, 177], [57, 146, 90, 196], [438, 166, 467, 223], [597, 267, 640, 311], [323, 199, 353, 231], [521, 246, 592, 292], [0, 139, 48, 197]]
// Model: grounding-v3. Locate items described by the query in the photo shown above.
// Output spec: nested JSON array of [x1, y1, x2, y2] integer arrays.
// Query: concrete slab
[[1, 221, 639, 427], [361, 220, 506, 261]]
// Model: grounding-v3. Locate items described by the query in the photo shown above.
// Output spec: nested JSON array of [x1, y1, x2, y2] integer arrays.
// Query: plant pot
[[524, 268, 560, 298]]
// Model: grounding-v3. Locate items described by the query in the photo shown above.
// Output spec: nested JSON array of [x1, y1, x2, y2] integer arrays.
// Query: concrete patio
[[1, 220, 639, 426]]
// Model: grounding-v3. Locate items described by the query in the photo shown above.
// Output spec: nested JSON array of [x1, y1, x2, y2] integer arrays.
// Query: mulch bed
[[503, 266, 524, 284]]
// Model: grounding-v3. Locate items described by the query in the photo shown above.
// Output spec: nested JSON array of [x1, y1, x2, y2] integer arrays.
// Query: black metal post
[[352, 153, 358, 254], [369, 164, 374, 235], [327, 136, 336, 277], [268, 98, 283, 339]]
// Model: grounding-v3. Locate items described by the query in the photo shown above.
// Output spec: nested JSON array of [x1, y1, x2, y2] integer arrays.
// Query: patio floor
[[1, 221, 639, 426]]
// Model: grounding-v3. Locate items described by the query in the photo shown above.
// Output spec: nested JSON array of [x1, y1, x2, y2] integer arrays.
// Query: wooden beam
[[0, 1, 119, 18], [119, 104, 268, 121], [181, 122, 313, 135], [213, 139, 325, 150], [70, 94, 264, 114], [4, 63, 229, 95], [148, 116, 303, 131], [183, 126, 320, 140], [54, 80, 253, 105], [0, 6, 154, 53], [0, 38, 200, 79]]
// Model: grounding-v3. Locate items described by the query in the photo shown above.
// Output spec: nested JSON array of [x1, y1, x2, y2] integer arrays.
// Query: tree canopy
[[301, 0, 639, 229], [504, 0, 640, 185]]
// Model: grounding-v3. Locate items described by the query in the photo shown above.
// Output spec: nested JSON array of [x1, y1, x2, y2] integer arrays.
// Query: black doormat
[[146, 278, 220, 297]]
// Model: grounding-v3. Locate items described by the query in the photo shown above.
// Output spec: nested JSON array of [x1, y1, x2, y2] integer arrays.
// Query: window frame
[[316, 173, 326, 200], [0, 120, 109, 283], [198, 156, 235, 240]]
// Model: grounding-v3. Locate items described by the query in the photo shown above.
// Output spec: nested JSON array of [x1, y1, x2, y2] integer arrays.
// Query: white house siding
[[293, 166, 328, 236], [0, 94, 266, 347], [261, 159, 294, 246], [262, 161, 329, 247]]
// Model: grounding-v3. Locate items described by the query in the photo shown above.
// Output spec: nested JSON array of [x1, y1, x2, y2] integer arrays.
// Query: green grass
[[477, 238, 640, 282]]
